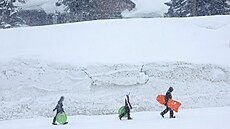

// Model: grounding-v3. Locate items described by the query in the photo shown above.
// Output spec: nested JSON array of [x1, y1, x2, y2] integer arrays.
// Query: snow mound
[[1, 15, 230, 66], [0, 59, 230, 120], [1, 15, 230, 121]]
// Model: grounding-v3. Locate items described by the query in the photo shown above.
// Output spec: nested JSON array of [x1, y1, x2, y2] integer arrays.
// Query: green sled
[[56, 112, 67, 124], [118, 106, 128, 118]]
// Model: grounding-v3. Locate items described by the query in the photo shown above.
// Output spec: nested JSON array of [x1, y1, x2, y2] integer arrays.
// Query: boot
[[63, 122, 68, 124], [119, 115, 122, 120], [170, 116, 176, 118], [170, 110, 175, 118], [127, 112, 132, 120], [160, 112, 164, 118], [52, 122, 57, 125], [127, 117, 133, 120]]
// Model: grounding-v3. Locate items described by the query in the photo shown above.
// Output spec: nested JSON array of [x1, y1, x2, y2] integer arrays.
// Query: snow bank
[[1, 15, 230, 66], [0, 15, 230, 120], [0, 59, 230, 120]]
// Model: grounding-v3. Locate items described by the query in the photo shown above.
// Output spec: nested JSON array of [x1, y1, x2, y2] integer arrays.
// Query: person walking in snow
[[52, 96, 66, 125], [119, 93, 133, 120], [160, 87, 176, 118]]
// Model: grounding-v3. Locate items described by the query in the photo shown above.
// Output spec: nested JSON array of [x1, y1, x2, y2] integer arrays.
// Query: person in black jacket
[[160, 87, 176, 118], [119, 93, 133, 120], [52, 96, 65, 125]]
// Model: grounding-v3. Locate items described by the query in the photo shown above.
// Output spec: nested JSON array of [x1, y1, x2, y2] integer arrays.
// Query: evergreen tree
[[56, 0, 99, 22], [165, 0, 230, 17], [164, 0, 193, 17], [196, 0, 230, 16], [0, 0, 26, 28], [56, 0, 135, 22]]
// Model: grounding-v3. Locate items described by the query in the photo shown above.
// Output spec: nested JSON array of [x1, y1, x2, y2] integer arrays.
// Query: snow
[[0, 60, 230, 120], [122, 0, 169, 18], [15, 0, 65, 14], [0, 14, 230, 124], [1, 15, 230, 66], [0, 107, 229, 129], [226, 1, 230, 6]]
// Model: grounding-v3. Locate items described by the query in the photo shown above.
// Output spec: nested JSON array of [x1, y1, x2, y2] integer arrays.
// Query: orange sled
[[156, 95, 181, 112]]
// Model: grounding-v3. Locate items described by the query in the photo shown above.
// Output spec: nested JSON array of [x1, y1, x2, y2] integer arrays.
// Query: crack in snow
[[81, 68, 95, 85]]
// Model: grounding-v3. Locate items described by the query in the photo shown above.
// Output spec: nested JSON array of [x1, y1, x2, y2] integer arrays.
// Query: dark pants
[[161, 106, 174, 117], [120, 106, 131, 119], [53, 111, 64, 124], [52, 112, 58, 124]]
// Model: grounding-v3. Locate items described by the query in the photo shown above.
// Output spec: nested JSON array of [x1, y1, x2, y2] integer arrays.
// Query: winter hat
[[60, 96, 64, 101], [168, 87, 174, 92]]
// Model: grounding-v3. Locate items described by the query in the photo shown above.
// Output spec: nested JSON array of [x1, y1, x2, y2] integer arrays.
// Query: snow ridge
[[0, 59, 230, 120]]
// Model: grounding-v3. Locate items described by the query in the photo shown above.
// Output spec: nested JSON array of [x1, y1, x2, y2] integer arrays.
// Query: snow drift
[[0, 15, 230, 120], [0, 60, 230, 120]]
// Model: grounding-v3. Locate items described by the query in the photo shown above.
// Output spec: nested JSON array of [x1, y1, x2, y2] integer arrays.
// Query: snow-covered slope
[[0, 107, 229, 129], [0, 59, 230, 120], [1, 15, 230, 65], [0, 15, 230, 121]]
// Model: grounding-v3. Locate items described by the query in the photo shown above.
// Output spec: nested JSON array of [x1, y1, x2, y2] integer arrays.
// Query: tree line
[[0, 0, 230, 29]]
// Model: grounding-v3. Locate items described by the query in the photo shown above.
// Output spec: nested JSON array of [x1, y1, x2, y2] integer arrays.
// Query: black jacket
[[125, 95, 132, 109], [53, 100, 64, 113], [165, 91, 172, 104]]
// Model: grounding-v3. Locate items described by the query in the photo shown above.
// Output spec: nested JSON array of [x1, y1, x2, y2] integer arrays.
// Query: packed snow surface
[[0, 59, 230, 120], [0, 15, 230, 120], [1, 15, 230, 65], [0, 107, 229, 129]]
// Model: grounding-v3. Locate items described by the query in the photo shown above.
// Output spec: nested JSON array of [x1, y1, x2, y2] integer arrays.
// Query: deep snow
[[0, 107, 229, 129], [0, 15, 230, 121], [1, 15, 230, 66], [0, 60, 230, 120]]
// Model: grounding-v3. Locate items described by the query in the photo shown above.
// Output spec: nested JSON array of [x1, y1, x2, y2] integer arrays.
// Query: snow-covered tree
[[56, 0, 135, 22], [196, 0, 230, 16], [164, 0, 193, 17], [56, 0, 98, 22], [165, 0, 230, 17], [0, 0, 25, 28]]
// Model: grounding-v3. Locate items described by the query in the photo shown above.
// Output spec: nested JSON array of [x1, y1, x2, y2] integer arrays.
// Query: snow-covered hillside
[[0, 107, 229, 129], [0, 15, 230, 121], [1, 15, 230, 65], [0, 59, 230, 120]]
